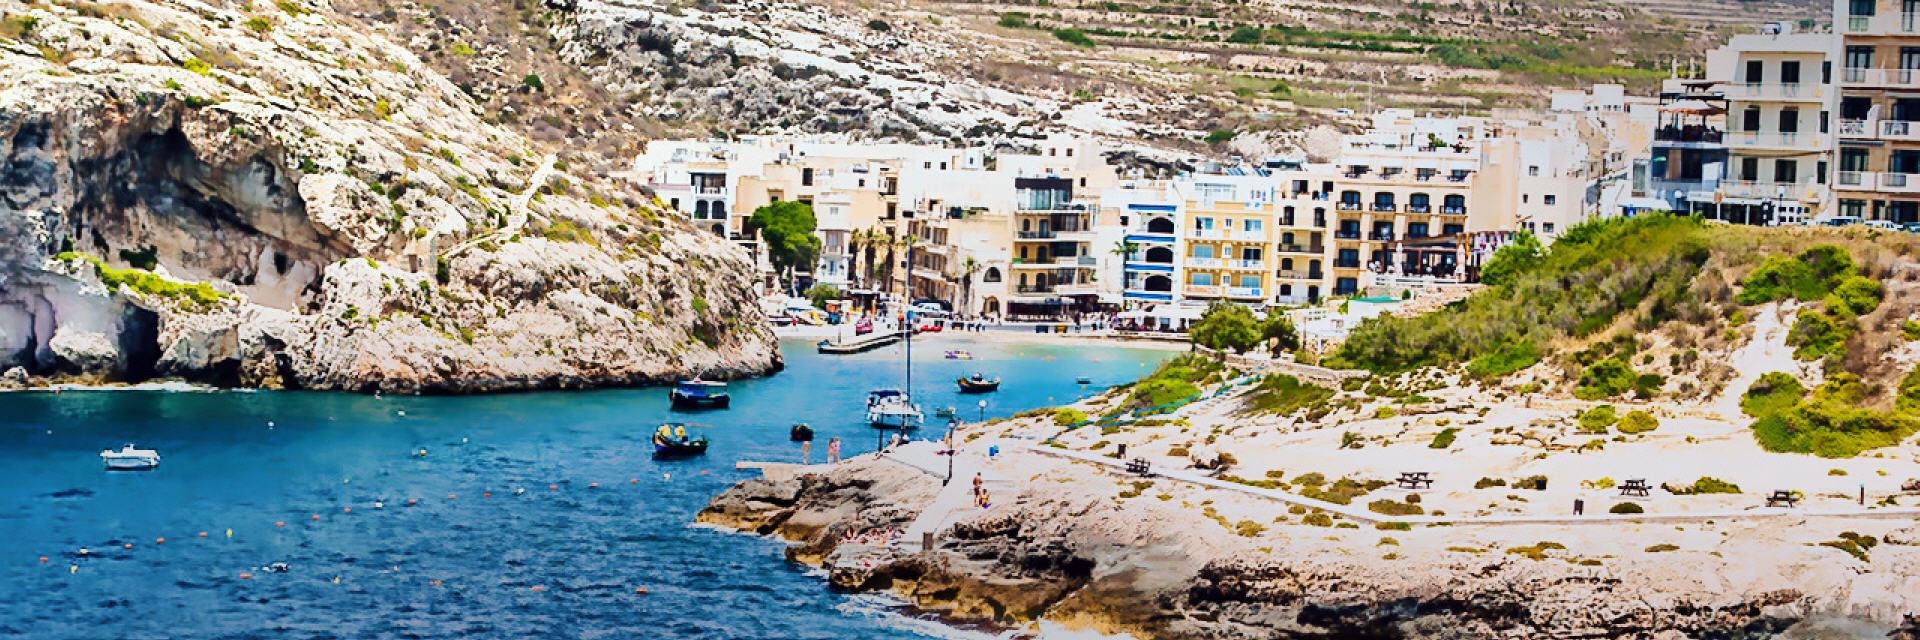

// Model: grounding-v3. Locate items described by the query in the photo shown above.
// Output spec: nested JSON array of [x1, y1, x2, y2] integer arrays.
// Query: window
[[1238, 275, 1260, 288], [1776, 160, 1798, 184], [1781, 60, 1801, 84], [1243, 219, 1262, 233], [1544, 223, 1556, 233], [1240, 247, 1262, 261], [1189, 273, 1214, 286], [801, 168, 814, 186], [1779, 108, 1798, 133], [1522, 194, 1529, 204], [1544, 195, 1557, 206], [1191, 245, 1215, 259], [1066, 148, 1074, 157], [1741, 157, 1760, 181], [1841, 147, 1870, 172], [1744, 60, 1764, 83], [1817, 160, 1829, 184], [1528, 165, 1540, 176], [983, 267, 1001, 283], [1743, 106, 1761, 132], [670, 197, 681, 210]]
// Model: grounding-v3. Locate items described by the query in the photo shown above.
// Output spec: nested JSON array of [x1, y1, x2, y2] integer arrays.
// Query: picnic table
[[1619, 478, 1650, 497], [1125, 458, 1154, 477], [1766, 490, 1798, 508], [1396, 471, 1433, 490]]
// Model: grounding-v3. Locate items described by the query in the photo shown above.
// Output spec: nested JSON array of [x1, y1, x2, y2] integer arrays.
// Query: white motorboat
[[866, 389, 923, 430], [100, 444, 160, 470]]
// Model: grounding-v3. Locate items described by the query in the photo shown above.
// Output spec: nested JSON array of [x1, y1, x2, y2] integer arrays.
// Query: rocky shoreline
[[700, 447, 1920, 640]]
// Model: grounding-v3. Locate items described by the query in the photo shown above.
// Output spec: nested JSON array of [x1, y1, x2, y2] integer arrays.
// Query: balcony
[[1337, 202, 1364, 211], [1407, 204, 1431, 214], [1368, 231, 1396, 241], [1883, 120, 1920, 141], [1016, 230, 1056, 240], [1186, 284, 1221, 296], [1228, 259, 1265, 270], [1841, 68, 1920, 89], [1334, 230, 1362, 240], [1188, 228, 1227, 240], [1334, 259, 1361, 269], [1844, 12, 1920, 35], [1186, 256, 1224, 268], [1440, 206, 1467, 215], [1654, 126, 1724, 146], [1724, 82, 1824, 102], [1053, 255, 1098, 267], [1841, 119, 1875, 139], [1884, 172, 1920, 193], [1836, 171, 1920, 193], [1275, 243, 1324, 254], [1275, 270, 1323, 279], [1726, 131, 1826, 151], [1225, 286, 1263, 299], [1371, 203, 1398, 213], [1719, 180, 1826, 201], [694, 185, 726, 195], [1014, 284, 1055, 294]]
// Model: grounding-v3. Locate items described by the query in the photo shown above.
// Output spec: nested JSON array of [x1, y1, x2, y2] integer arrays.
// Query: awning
[[1660, 100, 1724, 115]]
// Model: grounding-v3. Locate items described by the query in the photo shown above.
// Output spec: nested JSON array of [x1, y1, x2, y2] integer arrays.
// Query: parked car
[[1820, 216, 1863, 227], [1865, 219, 1898, 230], [1901, 223, 1920, 233]]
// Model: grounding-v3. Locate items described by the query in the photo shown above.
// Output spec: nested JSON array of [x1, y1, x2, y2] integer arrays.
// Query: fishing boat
[[669, 380, 730, 410], [652, 423, 709, 459], [789, 423, 815, 442], [957, 373, 1001, 393], [1075, 375, 1093, 385], [100, 444, 160, 471], [866, 389, 922, 430], [944, 349, 974, 360], [933, 406, 957, 418]]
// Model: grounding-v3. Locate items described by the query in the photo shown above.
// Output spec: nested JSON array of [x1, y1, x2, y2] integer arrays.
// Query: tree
[[746, 201, 821, 295], [1190, 303, 1260, 353], [1479, 230, 1543, 287], [956, 256, 981, 316], [804, 283, 842, 310], [1260, 313, 1300, 353], [1110, 240, 1138, 292]]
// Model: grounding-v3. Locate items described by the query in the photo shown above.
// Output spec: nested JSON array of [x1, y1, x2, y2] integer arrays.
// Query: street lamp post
[[976, 399, 987, 423]]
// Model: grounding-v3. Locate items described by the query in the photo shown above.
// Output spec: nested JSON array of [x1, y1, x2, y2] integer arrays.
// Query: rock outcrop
[[0, 0, 777, 391], [702, 455, 1918, 639]]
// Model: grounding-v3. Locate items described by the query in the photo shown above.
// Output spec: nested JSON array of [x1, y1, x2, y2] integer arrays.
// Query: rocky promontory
[[701, 445, 1920, 639], [0, 0, 777, 392]]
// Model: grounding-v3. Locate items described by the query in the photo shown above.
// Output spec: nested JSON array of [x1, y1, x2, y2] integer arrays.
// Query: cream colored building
[[1708, 28, 1833, 224]]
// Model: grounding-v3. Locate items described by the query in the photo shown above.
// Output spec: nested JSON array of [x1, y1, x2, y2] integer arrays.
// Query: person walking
[[827, 437, 841, 464], [971, 472, 984, 501], [801, 439, 812, 465]]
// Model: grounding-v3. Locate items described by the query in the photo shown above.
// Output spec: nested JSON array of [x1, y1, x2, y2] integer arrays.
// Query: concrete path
[[1028, 444, 1920, 527], [883, 441, 1013, 551]]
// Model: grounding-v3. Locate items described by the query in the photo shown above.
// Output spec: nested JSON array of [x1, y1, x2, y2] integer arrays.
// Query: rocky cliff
[[0, 0, 777, 391], [701, 454, 1920, 639]]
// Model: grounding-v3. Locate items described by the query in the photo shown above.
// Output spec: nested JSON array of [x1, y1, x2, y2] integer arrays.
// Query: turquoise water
[[0, 338, 1169, 638]]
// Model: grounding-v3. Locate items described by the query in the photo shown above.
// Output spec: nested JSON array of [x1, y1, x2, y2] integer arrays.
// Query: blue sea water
[[0, 337, 1169, 639]]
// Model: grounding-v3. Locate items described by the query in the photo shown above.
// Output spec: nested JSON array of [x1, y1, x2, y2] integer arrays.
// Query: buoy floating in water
[[589, 482, 599, 489], [311, 514, 321, 521], [38, 556, 48, 563], [275, 521, 285, 527], [483, 491, 491, 498], [513, 487, 524, 496], [225, 529, 233, 539], [198, 531, 208, 538], [447, 494, 456, 500], [238, 572, 253, 580], [547, 484, 558, 491], [343, 507, 352, 514], [69, 565, 77, 574], [634, 587, 648, 594], [373, 502, 384, 509], [430, 579, 443, 587], [154, 537, 165, 545], [122, 543, 132, 550], [629, 478, 638, 485], [529, 585, 545, 592], [406, 499, 417, 506], [78, 548, 89, 556]]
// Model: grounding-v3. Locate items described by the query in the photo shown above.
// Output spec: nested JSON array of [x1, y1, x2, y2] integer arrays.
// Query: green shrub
[[1243, 374, 1333, 415], [1429, 427, 1459, 449], [1577, 405, 1618, 433], [1300, 477, 1387, 505], [1506, 541, 1566, 560], [1667, 476, 1741, 495], [996, 12, 1029, 28], [1787, 308, 1852, 361], [1902, 319, 1920, 341], [1367, 499, 1425, 516], [1511, 475, 1548, 490], [1204, 129, 1237, 145], [1052, 28, 1096, 47], [1375, 521, 1412, 531], [1616, 410, 1659, 434], [1644, 543, 1678, 552], [1302, 513, 1333, 527], [1819, 531, 1878, 562], [540, 219, 594, 245], [1737, 245, 1856, 304], [1742, 372, 1806, 418], [58, 252, 225, 309], [1825, 275, 1883, 316], [1474, 477, 1506, 489], [1609, 502, 1644, 514], [1466, 341, 1539, 379], [1051, 408, 1088, 426], [1574, 358, 1639, 400], [1124, 354, 1220, 411], [182, 57, 213, 75], [1751, 372, 1920, 458]]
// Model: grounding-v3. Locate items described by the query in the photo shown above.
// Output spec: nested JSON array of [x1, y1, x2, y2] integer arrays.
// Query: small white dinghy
[[100, 444, 160, 471]]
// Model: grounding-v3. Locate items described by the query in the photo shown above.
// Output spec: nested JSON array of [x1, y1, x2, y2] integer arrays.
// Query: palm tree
[[846, 228, 867, 290], [1111, 240, 1139, 293], [957, 256, 982, 317]]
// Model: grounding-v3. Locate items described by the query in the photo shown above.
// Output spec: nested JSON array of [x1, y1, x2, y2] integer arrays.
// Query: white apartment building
[[1709, 27, 1834, 224]]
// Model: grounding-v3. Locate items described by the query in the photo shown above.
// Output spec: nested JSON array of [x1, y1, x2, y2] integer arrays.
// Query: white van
[[1821, 216, 1863, 227]]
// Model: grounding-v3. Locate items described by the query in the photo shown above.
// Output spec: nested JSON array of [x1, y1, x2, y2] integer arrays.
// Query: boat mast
[[904, 242, 913, 404]]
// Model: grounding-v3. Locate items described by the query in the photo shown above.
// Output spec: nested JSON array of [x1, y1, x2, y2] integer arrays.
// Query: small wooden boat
[[652, 423, 709, 458], [933, 406, 957, 418], [944, 349, 974, 360], [957, 373, 1001, 393], [790, 423, 815, 442], [670, 380, 730, 410], [1075, 375, 1093, 385]]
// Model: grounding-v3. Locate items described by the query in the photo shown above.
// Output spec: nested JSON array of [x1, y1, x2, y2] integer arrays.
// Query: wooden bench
[[1619, 479, 1650, 497], [1766, 490, 1798, 508], [1125, 458, 1154, 477], [1396, 472, 1433, 490]]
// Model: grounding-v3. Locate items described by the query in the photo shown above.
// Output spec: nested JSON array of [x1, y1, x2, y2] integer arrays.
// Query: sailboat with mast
[[866, 246, 926, 430]]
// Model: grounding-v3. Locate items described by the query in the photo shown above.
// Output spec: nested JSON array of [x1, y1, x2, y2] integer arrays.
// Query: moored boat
[[957, 373, 1001, 393], [790, 423, 815, 442], [652, 423, 709, 458], [866, 389, 922, 430], [944, 349, 974, 360], [669, 380, 730, 410], [101, 444, 160, 471]]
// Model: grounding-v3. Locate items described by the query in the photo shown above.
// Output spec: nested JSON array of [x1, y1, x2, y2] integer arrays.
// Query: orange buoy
[[589, 482, 599, 489], [483, 492, 492, 498], [343, 507, 352, 514], [311, 514, 321, 521], [38, 556, 48, 563], [629, 478, 638, 485], [529, 585, 545, 592], [155, 537, 165, 545], [275, 521, 285, 527], [548, 484, 558, 491], [122, 543, 133, 550], [198, 531, 208, 538], [430, 579, 443, 587], [407, 499, 418, 506], [239, 572, 253, 579], [634, 587, 648, 594]]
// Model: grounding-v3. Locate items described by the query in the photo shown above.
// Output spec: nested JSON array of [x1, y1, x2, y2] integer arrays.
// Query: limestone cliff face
[[0, 0, 777, 391]]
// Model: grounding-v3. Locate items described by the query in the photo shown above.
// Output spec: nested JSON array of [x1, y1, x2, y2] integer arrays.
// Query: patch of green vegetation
[[1617, 410, 1659, 435], [1242, 374, 1332, 416], [1301, 513, 1333, 527], [996, 12, 1029, 29], [1203, 129, 1236, 145], [690, 297, 710, 314], [1052, 28, 1096, 48], [1644, 543, 1678, 552], [521, 74, 545, 91], [277, 1, 310, 15], [539, 219, 594, 245], [1667, 476, 1741, 495], [1233, 520, 1266, 537], [1575, 358, 1660, 400], [1742, 372, 1807, 418], [1328, 215, 1709, 373], [1052, 408, 1088, 426], [1123, 353, 1221, 412], [1577, 405, 1618, 434], [1610, 502, 1644, 514], [1819, 531, 1878, 562], [1367, 498, 1424, 516], [1505, 541, 1566, 561], [1466, 341, 1538, 380], [1511, 475, 1548, 491], [1736, 245, 1857, 304], [1297, 474, 1387, 505], [1220, 474, 1284, 490], [450, 41, 477, 57], [244, 16, 272, 35], [1474, 477, 1506, 489], [182, 58, 213, 75], [1750, 372, 1920, 458], [1428, 427, 1458, 449], [1902, 319, 1920, 341], [55, 252, 225, 309], [1376, 521, 1412, 531]]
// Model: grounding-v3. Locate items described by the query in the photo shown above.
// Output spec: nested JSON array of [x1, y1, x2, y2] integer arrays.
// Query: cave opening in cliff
[[115, 305, 161, 382]]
